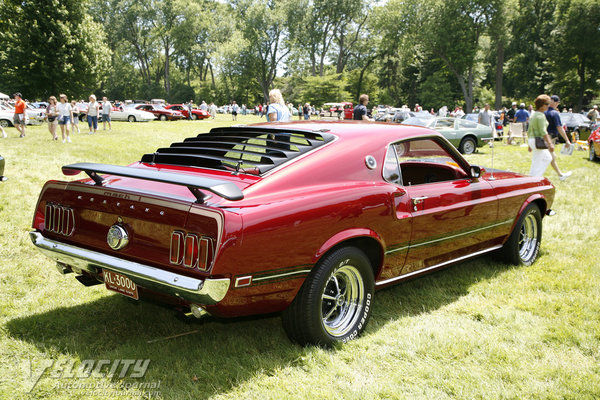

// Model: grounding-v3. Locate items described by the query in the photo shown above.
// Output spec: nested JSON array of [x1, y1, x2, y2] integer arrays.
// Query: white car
[[0, 104, 42, 126], [0, 106, 14, 128], [108, 105, 156, 122]]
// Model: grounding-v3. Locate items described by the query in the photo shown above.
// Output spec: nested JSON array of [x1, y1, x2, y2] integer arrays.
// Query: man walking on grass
[[101, 96, 112, 131], [13, 92, 27, 138], [545, 95, 572, 181]]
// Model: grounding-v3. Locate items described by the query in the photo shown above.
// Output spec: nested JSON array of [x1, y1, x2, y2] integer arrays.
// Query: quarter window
[[384, 138, 468, 186]]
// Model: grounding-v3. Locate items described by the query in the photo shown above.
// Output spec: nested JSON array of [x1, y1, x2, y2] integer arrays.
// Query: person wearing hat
[[587, 105, 598, 123], [545, 95, 572, 181]]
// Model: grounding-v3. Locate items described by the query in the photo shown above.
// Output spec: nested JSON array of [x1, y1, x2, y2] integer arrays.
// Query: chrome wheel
[[590, 144, 597, 161], [282, 246, 374, 346], [321, 264, 365, 338], [460, 137, 476, 154], [518, 213, 538, 262]]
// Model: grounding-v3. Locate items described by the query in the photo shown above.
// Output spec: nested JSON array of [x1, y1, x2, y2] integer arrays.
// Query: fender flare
[[314, 228, 385, 265], [505, 194, 548, 239]]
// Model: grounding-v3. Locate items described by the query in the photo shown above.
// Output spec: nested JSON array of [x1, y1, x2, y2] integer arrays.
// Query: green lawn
[[1, 116, 599, 399]]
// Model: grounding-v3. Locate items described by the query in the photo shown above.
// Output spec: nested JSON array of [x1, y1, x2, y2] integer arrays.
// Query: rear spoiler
[[62, 163, 244, 202]]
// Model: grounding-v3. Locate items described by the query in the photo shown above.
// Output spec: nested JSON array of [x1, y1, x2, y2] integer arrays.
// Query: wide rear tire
[[282, 247, 374, 347], [499, 203, 542, 266]]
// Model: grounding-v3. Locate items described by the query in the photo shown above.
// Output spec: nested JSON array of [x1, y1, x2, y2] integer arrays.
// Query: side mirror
[[470, 165, 482, 179]]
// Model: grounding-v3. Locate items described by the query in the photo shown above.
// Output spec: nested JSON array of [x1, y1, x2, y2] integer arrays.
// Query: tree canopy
[[0, 0, 598, 110]]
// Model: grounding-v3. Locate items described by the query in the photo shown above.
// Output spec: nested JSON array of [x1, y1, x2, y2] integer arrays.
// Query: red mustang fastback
[[134, 104, 185, 121], [30, 122, 555, 346]]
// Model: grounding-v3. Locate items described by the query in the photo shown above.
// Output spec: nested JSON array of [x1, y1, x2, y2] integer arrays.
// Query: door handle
[[411, 196, 428, 211]]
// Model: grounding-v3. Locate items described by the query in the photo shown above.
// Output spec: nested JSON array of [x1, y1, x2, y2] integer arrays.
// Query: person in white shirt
[[101, 96, 112, 130], [57, 94, 73, 143]]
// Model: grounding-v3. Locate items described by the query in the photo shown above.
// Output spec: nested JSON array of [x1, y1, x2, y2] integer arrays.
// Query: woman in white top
[[87, 94, 99, 134], [266, 89, 291, 122], [46, 96, 59, 141], [57, 94, 73, 143]]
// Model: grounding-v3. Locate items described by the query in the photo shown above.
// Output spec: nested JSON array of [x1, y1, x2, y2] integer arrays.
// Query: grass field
[[1, 115, 599, 399]]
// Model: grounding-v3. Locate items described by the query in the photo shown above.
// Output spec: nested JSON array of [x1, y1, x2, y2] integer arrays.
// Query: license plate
[[103, 270, 139, 300]]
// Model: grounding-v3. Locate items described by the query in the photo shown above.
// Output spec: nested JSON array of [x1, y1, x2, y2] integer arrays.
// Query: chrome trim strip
[[386, 245, 409, 255], [29, 231, 229, 304], [252, 269, 311, 282], [384, 219, 513, 254], [376, 245, 503, 287]]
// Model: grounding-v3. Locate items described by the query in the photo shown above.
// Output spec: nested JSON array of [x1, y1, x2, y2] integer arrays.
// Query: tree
[[551, 0, 600, 110], [421, 0, 499, 112], [0, 0, 111, 100], [505, 0, 557, 100], [233, 0, 300, 101]]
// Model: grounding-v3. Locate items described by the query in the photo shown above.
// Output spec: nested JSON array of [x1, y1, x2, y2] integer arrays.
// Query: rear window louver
[[140, 126, 335, 175]]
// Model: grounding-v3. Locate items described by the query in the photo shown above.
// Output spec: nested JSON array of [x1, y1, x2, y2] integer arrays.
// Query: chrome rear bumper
[[29, 231, 229, 304]]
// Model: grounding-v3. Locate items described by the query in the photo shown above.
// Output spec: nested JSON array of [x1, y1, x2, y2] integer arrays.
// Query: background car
[[0, 104, 41, 126], [134, 104, 185, 121], [109, 105, 156, 122], [375, 109, 415, 123], [560, 112, 593, 142], [402, 116, 492, 154], [30, 121, 554, 347], [165, 104, 210, 120], [588, 126, 600, 161], [464, 112, 504, 138], [0, 106, 14, 128], [322, 102, 353, 119]]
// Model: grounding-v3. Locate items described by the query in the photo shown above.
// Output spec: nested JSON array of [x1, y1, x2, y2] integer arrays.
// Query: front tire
[[282, 247, 374, 347], [499, 203, 542, 266], [159, 114, 167, 121], [191, 114, 198, 120], [128, 115, 136, 122], [0, 119, 10, 128], [459, 137, 477, 154]]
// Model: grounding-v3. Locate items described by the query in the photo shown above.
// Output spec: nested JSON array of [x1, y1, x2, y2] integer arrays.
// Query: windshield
[[402, 117, 435, 128]]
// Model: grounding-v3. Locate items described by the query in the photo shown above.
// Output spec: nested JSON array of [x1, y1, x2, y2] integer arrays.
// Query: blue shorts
[[87, 115, 98, 130], [58, 116, 71, 125], [102, 114, 111, 122]]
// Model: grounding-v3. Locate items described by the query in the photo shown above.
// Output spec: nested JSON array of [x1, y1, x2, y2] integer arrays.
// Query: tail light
[[170, 231, 213, 271], [170, 231, 184, 264], [45, 203, 74, 236]]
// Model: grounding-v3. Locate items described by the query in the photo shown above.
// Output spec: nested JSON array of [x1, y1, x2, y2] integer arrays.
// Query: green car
[[402, 117, 493, 154]]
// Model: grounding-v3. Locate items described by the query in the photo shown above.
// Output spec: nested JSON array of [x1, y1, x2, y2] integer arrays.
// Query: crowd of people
[[3, 89, 595, 182]]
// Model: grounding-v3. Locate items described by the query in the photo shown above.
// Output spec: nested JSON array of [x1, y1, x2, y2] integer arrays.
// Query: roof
[[140, 121, 441, 180]]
